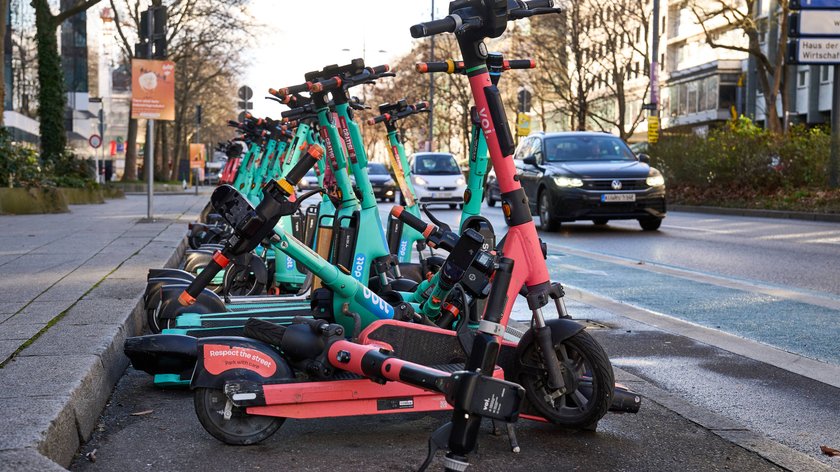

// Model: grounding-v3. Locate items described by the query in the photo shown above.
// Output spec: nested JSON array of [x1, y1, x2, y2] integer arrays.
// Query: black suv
[[510, 131, 666, 231]]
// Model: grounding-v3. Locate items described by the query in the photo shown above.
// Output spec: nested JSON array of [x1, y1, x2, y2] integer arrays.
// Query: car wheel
[[457, 204, 463, 209], [399, 194, 406, 206], [638, 217, 662, 231], [593, 218, 609, 226], [449, 204, 457, 209], [538, 190, 561, 232], [487, 193, 496, 207]]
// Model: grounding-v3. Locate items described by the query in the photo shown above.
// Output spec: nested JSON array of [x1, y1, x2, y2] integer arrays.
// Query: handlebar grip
[[390, 206, 436, 238], [414, 101, 430, 111], [281, 107, 307, 120], [523, 0, 554, 7], [309, 76, 342, 93], [367, 114, 389, 125], [504, 59, 536, 70], [283, 144, 324, 187], [243, 318, 287, 347], [410, 16, 457, 38], [277, 82, 311, 96], [369, 64, 390, 75], [178, 251, 230, 306]]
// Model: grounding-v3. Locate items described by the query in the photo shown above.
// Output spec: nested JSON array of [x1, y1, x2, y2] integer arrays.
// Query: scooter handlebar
[[390, 206, 436, 239], [277, 82, 311, 97], [178, 251, 230, 306], [410, 15, 459, 38], [505, 59, 536, 70], [282, 144, 324, 189], [366, 113, 390, 125], [309, 76, 342, 93]]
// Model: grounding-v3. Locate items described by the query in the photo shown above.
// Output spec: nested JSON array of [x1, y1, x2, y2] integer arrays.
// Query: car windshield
[[544, 136, 636, 162], [305, 169, 317, 178], [414, 154, 461, 175], [368, 163, 389, 175]]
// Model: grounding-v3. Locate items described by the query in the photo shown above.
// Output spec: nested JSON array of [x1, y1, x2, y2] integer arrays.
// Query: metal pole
[[650, 0, 660, 119], [428, 0, 435, 152], [146, 7, 155, 219], [830, 67, 840, 188], [147, 119, 154, 219]]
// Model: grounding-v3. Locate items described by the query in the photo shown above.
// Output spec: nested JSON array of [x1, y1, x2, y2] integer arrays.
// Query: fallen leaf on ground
[[130, 410, 154, 416], [820, 445, 840, 457], [85, 449, 97, 463]]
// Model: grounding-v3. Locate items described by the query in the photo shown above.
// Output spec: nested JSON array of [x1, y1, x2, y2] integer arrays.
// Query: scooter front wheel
[[517, 329, 614, 429], [194, 388, 284, 445]]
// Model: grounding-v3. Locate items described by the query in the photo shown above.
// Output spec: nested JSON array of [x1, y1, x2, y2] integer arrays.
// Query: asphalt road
[[70, 203, 840, 471]]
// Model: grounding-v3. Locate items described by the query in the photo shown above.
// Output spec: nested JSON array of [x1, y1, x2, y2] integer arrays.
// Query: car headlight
[[456, 177, 466, 186], [553, 176, 583, 188], [646, 174, 665, 187], [299, 177, 309, 186], [414, 176, 427, 186]]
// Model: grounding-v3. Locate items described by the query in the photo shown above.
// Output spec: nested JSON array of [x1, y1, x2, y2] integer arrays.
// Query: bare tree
[[586, 0, 652, 139], [691, 0, 789, 133], [1, 0, 7, 125]]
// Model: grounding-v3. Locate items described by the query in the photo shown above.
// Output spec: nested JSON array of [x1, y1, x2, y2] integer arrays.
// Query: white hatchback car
[[409, 152, 467, 208]]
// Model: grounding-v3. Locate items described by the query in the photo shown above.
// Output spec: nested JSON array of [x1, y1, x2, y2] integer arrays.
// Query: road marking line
[[759, 230, 839, 240], [565, 286, 840, 390], [547, 243, 840, 312]]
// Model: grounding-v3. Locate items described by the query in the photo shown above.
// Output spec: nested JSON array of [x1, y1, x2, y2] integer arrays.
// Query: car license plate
[[601, 194, 636, 202], [431, 192, 450, 199]]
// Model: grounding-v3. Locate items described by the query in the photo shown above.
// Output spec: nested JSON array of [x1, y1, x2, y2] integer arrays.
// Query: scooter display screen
[[439, 229, 483, 287]]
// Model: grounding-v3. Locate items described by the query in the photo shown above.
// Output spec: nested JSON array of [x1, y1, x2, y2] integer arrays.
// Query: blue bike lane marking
[[547, 253, 840, 366]]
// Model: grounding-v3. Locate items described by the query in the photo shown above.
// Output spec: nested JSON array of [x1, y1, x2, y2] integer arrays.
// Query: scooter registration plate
[[601, 194, 636, 203]]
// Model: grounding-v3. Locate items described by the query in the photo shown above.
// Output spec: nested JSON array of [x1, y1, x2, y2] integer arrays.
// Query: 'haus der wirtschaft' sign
[[789, 0, 840, 64]]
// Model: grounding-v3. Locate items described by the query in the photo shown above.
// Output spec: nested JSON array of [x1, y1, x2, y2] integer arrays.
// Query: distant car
[[350, 163, 397, 202], [409, 152, 467, 209], [204, 160, 226, 185], [298, 169, 320, 193], [514, 131, 666, 231], [485, 169, 501, 207]]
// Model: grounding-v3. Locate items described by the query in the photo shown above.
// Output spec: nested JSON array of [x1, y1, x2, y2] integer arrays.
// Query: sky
[[244, 0, 447, 118]]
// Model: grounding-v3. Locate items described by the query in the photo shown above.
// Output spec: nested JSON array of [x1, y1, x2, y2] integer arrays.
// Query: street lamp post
[[428, 0, 435, 152]]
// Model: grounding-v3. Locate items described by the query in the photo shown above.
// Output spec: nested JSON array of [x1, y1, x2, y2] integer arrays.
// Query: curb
[[670, 204, 840, 223], [0, 225, 188, 471]]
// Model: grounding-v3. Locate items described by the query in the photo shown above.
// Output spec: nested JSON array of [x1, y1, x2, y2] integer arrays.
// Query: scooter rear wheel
[[518, 329, 613, 429], [194, 388, 284, 445]]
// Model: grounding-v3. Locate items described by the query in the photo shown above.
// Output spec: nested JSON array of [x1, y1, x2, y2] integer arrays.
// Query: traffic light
[[134, 6, 167, 59]]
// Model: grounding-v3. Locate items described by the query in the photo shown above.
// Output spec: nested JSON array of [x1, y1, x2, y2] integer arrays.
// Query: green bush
[[649, 117, 831, 191], [1, 128, 97, 189], [0, 128, 44, 187]]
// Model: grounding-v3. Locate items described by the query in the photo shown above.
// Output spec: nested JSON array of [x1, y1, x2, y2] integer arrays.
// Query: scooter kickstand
[[417, 422, 452, 472], [505, 422, 521, 453]]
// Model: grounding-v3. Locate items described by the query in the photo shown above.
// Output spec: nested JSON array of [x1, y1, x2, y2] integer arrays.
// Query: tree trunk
[[33, 0, 67, 164], [171, 116, 183, 181], [0, 0, 7, 126], [122, 114, 138, 180], [162, 121, 170, 177]]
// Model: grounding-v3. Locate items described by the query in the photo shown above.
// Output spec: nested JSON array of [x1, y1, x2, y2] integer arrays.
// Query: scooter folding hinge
[[478, 320, 504, 337]]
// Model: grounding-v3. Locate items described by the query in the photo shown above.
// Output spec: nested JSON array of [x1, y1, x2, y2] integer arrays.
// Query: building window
[[798, 69, 808, 88], [822, 66, 832, 83]]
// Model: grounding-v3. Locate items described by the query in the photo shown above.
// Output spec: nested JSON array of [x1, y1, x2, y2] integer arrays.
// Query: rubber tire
[[399, 194, 406, 206], [538, 190, 561, 232], [638, 217, 662, 231], [487, 193, 496, 207], [593, 218, 609, 226], [194, 388, 284, 445], [449, 204, 457, 209], [518, 329, 614, 429], [222, 259, 267, 296]]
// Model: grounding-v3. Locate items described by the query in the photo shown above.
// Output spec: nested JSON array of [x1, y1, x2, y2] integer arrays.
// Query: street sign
[[89, 134, 103, 149], [790, 10, 840, 36], [648, 116, 660, 144], [516, 113, 531, 137], [791, 0, 840, 8], [131, 59, 176, 120], [238, 86, 253, 101], [788, 38, 840, 64]]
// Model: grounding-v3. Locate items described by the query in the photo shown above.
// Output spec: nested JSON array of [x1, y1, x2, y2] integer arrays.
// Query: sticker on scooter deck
[[203, 344, 277, 377]]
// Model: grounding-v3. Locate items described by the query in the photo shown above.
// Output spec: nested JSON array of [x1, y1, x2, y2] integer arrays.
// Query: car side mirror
[[637, 153, 651, 164], [523, 155, 538, 166]]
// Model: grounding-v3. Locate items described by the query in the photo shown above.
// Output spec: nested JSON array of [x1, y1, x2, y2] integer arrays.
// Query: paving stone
[[86, 278, 146, 301], [0, 397, 78, 466], [0, 339, 23, 363], [0, 448, 66, 472], [0, 301, 27, 314], [0, 322, 44, 341], [62, 297, 138, 327], [6, 301, 72, 326]]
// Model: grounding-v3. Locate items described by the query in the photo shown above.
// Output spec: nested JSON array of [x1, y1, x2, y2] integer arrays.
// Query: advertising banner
[[189, 144, 206, 169], [131, 59, 176, 120]]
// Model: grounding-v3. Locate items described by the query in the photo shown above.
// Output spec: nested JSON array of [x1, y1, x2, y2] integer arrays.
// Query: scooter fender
[[191, 337, 294, 398], [512, 318, 585, 378], [124, 334, 197, 376], [182, 251, 214, 273], [158, 285, 226, 320], [144, 278, 198, 310], [147, 268, 195, 282]]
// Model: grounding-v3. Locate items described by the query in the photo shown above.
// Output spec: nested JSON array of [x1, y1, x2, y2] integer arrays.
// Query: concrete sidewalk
[[0, 193, 207, 470]]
